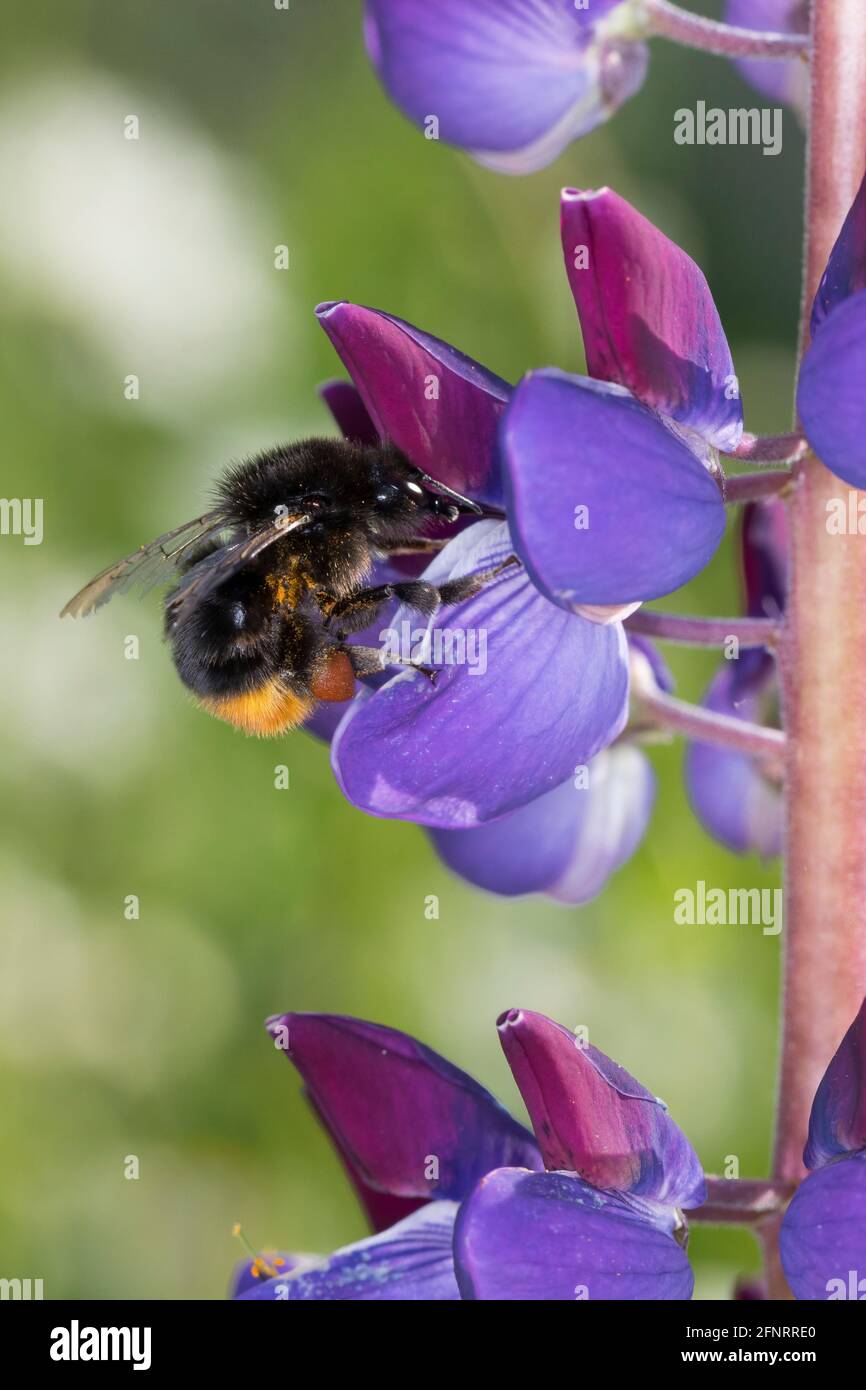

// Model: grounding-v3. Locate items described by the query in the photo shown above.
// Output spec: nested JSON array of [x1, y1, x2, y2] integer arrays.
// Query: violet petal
[[685, 651, 783, 858], [779, 1152, 866, 1301], [798, 289, 866, 490], [561, 186, 743, 451], [502, 370, 727, 610], [364, 1, 647, 176], [454, 1168, 694, 1300], [266, 1012, 542, 1207], [318, 378, 379, 446], [429, 744, 654, 903], [810, 170, 866, 334], [239, 1201, 461, 1300], [742, 498, 789, 619], [330, 521, 629, 827], [316, 300, 508, 506], [805, 997, 866, 1169], [497, 1008, 706, 1209]]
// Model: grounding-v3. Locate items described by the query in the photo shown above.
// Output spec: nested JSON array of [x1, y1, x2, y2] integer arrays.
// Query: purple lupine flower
[[456, 1008, 705, 1299], [724, 1, 810, 117], [685, 499, 786, 856], [428, 740, 655, 903], [235, 1008, 705, 1300], [316, 300, 630, 828], [797, 171, 866, 488], [424, 615, 672, 902], [363, 1, 649, 175], [235, 1012, 543, 1300], [502, 187, 741, 617], [780, 998, 866, 1300], [316, 367, 654, 898]]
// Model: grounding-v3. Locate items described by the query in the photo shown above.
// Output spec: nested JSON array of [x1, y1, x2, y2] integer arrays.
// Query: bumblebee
[[61, 438, 512, 735]]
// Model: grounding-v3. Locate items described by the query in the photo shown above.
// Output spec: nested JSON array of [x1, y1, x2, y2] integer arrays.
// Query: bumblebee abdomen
[[198, 679, 314, 736]]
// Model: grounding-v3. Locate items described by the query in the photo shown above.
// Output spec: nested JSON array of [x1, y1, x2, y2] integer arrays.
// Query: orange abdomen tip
[[310, 649, 357, 703], [199, 680, 313, 736]]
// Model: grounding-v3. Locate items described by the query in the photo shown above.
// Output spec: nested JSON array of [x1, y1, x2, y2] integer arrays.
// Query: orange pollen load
[[310, 649, 357, 703]]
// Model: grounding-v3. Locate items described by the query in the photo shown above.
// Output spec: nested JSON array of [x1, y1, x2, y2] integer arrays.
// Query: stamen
[[232, 1222, 279, 1280]]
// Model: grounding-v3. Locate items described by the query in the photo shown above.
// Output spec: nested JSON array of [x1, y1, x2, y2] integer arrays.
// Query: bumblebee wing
[[60, 509, 230, 618], [163, 512, 311, 630]]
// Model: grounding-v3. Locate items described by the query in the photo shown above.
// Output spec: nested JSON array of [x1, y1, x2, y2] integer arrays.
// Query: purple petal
[[742, 498, 789, 619], [267, 1012, 541, 1210], [779, 1152, 866, 1301], [627, 633, 675, 694], [331, 521, 629, 827], [685, 652, 783, 858], [804, 997, 866, 1169], [725, 2, 809, 115], [497, 1008, 706, 1209], [316, 300, 508, 507], [318, 378, 379, 446], [811, 171, 866, 333], [561, 187, 743, 451], [429, 744, 654, 903], [364, 1, 647, 176], [454, 1168, 694, 1300], [798, 289, 866, 489], [502, 370, 726, 610], [239, 1201, 461, 1301]]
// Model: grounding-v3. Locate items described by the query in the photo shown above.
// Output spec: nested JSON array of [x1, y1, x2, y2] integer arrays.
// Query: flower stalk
[[691, 1177, 795, 1226], [728, 432, 808, 465], [626, 609, 780, 649], [771, 0, 866, 1298], [635, 683, 784, 761], [724, 471, 791, 503], [638, 0, 810, 60]]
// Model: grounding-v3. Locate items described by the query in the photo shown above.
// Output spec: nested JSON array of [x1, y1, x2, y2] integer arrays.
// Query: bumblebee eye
[[375, 484, 401, 506]]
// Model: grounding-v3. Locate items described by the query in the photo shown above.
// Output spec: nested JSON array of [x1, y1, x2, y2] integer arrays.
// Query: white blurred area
[[0, 572, 168, 784], [0, 859, 239, 1087], [0, 71, 288, 416]]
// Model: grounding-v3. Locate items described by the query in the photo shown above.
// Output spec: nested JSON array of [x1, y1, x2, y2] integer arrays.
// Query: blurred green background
[[0, 1, 796, 1299]]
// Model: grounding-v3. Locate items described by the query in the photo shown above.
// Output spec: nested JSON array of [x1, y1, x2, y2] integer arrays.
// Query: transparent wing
[[163, 512, 312, 630], [60, 510, 230, 618]]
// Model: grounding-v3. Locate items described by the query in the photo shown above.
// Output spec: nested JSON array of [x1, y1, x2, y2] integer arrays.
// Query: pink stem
[[641, 0, 809, 59], [690, 1177, 795, 1226], [724, 471, 791, 503], [626, 610, 779, 649], [728, 432, 808, 465], [636, 686, 784, 761], [771, 0, 866, 1299]]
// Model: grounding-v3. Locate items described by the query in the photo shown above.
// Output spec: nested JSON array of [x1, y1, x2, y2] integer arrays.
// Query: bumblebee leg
[[346, 644, 437, 685], [325, 557, 520, 637], [376, 537, 449, 557], [433, 555, 520, 607], [324, 580, 440, 636]]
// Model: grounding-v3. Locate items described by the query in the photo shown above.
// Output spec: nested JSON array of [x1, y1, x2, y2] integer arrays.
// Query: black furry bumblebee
[[61, 438, 512, 736]]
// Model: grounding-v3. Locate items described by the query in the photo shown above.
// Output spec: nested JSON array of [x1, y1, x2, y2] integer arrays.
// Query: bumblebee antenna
[[416, 472, 484, 516]]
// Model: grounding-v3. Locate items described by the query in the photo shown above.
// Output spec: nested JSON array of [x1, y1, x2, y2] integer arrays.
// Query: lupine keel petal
[[497, 1008, 706, 1208]]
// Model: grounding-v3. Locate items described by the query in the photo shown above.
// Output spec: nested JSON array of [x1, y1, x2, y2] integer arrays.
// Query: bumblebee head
[[218, 437, 482, 543]]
